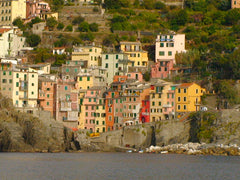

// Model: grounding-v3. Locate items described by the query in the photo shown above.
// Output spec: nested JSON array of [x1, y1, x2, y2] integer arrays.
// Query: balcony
[[60, 101, 72, 111]]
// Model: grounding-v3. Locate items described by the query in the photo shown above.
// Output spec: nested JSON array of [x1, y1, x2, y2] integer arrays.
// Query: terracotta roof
[[0, 28, 11, 34], [178, 83, 195, 88], [53, 47, 65, 50]]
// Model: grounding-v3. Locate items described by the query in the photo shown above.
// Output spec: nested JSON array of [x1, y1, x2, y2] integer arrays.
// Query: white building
[[155, 33, 186, 63], [101, 53, 129, 85], [0, 26, 26, 58]]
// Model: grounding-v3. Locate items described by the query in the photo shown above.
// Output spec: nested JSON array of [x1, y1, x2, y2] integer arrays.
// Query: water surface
[[0, 152, 239, 180]]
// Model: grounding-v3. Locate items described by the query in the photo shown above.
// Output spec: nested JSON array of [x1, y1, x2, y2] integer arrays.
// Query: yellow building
[[76, 74, 93, 90], [0, 0, 26, 26], [71, 45, 102, 67], [175, 83, 206, 113], [95, 98, 106, 133], [0, 69, 38, 107], [120, 41, 148, 67], [150, 81, 172, 122]]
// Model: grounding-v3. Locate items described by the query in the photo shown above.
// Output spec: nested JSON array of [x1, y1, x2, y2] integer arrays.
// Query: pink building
[[127, 72, 143, 82], [151, 60, 174, 79], [83, 87, 103, 132], [55, 80, 78, 128], [26, 0, 51, 21], [163, 85, 177, 119]]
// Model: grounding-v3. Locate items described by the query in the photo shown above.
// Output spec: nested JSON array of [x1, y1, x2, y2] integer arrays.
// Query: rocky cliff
[[1, 91, 240, 154]]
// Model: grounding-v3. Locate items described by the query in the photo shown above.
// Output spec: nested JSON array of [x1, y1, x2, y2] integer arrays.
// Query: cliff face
[[1, 91, 240, 152], [0, 95, 78, 152], [86, 109, 240, 151]]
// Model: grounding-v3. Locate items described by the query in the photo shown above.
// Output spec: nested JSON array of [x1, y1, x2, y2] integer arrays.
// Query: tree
[[79, 32, 95, 41], [224, 8, 240, 25], [12, 17, 25, 30], [46, 17, 58, 30], [78, 22, 89, 32], [104, 0, 129, 9], [57, 22, 65, 30], [72, 16, 85, 25], [26, 34, 41, 47], [65, 25, 73, 32], [89, 23, 99, 32]]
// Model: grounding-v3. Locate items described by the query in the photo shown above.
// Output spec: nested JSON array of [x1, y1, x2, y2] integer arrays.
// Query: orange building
[[38, 76, 56, 116]]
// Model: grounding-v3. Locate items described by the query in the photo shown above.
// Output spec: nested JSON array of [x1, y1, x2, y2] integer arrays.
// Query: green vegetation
[[189, 112, 217, 143]]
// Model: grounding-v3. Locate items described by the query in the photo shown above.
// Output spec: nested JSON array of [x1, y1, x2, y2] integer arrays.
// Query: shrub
[[57, 22, 65, 30], [65, 25, 73, 32]]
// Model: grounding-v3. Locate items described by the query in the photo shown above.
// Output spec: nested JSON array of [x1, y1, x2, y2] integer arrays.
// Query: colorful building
[[71, 45, 102, 68], [101, 52, 129, 85], [38, 76, 56, 116], [0, 68, 38, 108], [151, 60, 174, 79], [155, 33, 186, 63], [175, 83, 206, 114], [232, 0, 240, 8], [0, 0, 26, 26], [140, 98, 150, 123], [55, 80, 78, 128], [120, 41, 148, 67]]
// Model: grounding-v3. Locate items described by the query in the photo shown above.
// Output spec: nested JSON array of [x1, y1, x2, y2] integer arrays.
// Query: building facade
[[0, 0, 26, 26], [155, 33, 186, 63]]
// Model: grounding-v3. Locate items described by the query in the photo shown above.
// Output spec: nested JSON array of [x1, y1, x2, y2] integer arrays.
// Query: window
[[47, 94, 50, 98], [106, 55, 108, 59], [184, 105, 186, 110], [172, 102, 174, 107], [178, 89, 181, 93], [9, 79, 12, 83], [86, 112, 88, 117], [159, 51, 164, 56], [152, 102, 155, 106], [65, 86, 68, 90], [9, 71, 11, 75], [31, 91, 34, 95], [16, 91, 18, 95], [66, 68, 69, 72], [168, 51, 172, 56], [3, 71, 6, 75], [167, 94, 169, 99], [178, 97, 180, 101], [129, 105, 131, 109], [105, 63, 108, 68], [16, 73, 19, 78], [184, 97, 186, 101], [74, 68, 77, 73], [2, 79, 6, 83], [170, 35, 173, 39], [184, 89, 186, 93], [32, 83, 34, 86], [16, 82, 19, 87], [116, 55, 118, 59], [47, 102, 49, 106], [159, 102, 161, 106], [178, 105, 181, 110], [196, 89, 199, 93], [115, 63, 118, 68], [87, 77, 90, 81]]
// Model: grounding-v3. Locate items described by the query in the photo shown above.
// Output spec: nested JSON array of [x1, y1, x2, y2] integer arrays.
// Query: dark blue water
[[0, 152, 240, 180]]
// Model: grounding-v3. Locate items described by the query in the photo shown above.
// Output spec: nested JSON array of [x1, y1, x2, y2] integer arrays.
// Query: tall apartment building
[[155, 33, 186, 63], [0, 67, 38, 108], [0, 0, 26, 25], [0, 26, 26, 58], [101, 53, 129, 85]]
